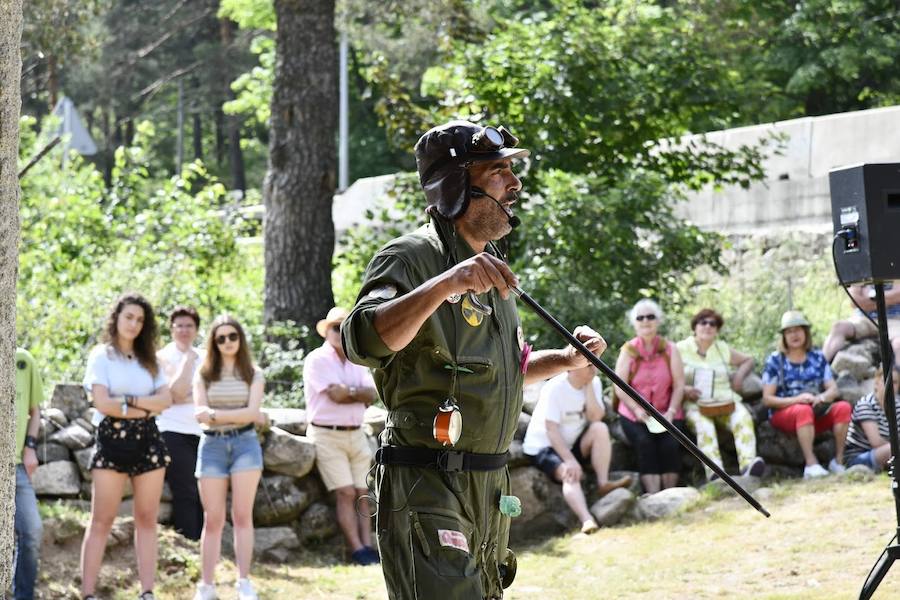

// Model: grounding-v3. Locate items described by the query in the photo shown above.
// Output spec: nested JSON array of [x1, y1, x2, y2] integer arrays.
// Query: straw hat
[[780, 310, 811, 332], [316, 307, 349, 337]]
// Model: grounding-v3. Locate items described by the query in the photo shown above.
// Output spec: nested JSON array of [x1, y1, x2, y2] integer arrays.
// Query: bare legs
[[80, 468, 164, 596], [198, 469, 262, 585], [334, 486, 372, 552]]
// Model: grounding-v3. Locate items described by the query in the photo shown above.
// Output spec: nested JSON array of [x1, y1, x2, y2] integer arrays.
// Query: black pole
[[511, 286, 771, 518], [859, 282, 900, 600]]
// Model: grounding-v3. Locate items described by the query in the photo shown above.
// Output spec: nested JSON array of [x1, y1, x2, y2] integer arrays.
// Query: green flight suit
[[343, 216, 525, 600]]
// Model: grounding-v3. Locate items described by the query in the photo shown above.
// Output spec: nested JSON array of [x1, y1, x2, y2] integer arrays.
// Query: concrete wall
[[675, 105, 900, 233]]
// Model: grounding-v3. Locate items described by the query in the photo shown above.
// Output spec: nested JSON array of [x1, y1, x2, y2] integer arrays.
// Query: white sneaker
[[193, 583, 217, 600], [803, 463, 829, 479], [828, 458, 847, 474], [236, 578, 258, 600]]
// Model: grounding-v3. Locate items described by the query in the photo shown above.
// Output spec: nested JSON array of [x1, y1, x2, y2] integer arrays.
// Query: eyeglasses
[[215, 332, 239, 345], [635, 314, 657, 322], [698, 319, 719, 327]]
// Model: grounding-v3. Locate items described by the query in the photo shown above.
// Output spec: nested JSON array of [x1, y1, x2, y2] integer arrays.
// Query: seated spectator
[[762, 310, 852, 479], [613, 299, 686, 494], [14, 346, 43, 600], [156, 305, 204, 541], [303, 307, 379, 566], [844, 365, 900, 471], [81, 293, 173, 600], [523, 364, 632, 534], [823, 280, 900, 366], [193, 315, 266, 600], [677, 309, 765, 480]]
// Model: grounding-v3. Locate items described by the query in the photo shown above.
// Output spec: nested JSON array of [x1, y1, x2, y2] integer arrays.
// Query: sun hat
[[779, 310, 811, 332], [316, 307, 349, 338]]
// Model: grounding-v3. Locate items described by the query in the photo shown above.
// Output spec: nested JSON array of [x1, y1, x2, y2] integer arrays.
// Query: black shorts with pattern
[[91, 416, 171, 477]]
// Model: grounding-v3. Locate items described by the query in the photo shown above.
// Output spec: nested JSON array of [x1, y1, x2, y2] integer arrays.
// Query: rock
[[255, 526, 300, 562], [843, 464, 876, 482], [36, 441, 71, 464], [590, 487, 635, 527], [843, 338, 881, 364], [265, 408, 307, 437], [108, 517, 134, 548], [832, 351, 875, 382], [51, 383, 90, 422], [836, 373, 873, 403], [364, 405, 388, 438], [73, 447, 94, 481], [703, 474, 762, 497], [739, 373, 763, 401], [508, 467, 577, 540], [507, 440, 529, 468], [44, 407, 69, 429], [522, 382, 544, 415], [262, 427, 317, 478], [254, 475, 314, 526], [33, 461, 81, 496], [73, 417, 95, 434], [515, 412, 530, 442], [295, 474, 327, 507], [755, 422, 805, 467], [295, 502, 338, 543], [49, 422, 94, 450], [636, 487, 700, 520], [609, 433, 636, 473]]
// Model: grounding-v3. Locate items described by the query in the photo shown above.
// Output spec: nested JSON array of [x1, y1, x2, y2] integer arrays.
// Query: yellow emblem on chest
[[461, 295, 485, 327]]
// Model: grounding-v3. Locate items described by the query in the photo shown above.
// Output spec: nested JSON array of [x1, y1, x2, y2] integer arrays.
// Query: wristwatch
[[349, 386, 358, 398], [24, 435, 37, 450], [209, 409, 217, 423]]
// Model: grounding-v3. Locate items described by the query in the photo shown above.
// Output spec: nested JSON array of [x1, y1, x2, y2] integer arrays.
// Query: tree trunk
[[0, 0, 24, 591], [264, 0, 337, 334], [214, 108, 225, 168], [193, 111, 203, 160], [220, 18, 246, 192], [47, 53, 58, 109]]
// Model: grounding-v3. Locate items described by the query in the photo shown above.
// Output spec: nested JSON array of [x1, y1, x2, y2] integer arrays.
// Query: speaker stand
[[859, 282, 900, 599]]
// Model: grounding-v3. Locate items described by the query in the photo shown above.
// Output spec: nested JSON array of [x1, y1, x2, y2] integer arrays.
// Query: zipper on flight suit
[[492, 291, 514, 455]]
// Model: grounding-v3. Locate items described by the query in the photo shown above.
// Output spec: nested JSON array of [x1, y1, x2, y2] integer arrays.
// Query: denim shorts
[[195, 428, 263, 478], [847, 449, 879, 472]]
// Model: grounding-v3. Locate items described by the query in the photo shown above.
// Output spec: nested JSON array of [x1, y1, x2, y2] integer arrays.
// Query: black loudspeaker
[[830, 162, 900, 284]]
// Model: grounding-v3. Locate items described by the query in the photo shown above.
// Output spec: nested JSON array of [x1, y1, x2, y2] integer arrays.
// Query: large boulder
[[51, 383, 90, 422], [73, 447, 94, 481], [508, 466, 577, 540], [262, 427, 317, 478], [36, 441, 71, 464], [33, 461, 81, 497], [44, 407, 69, 429], [756, 421, 836, 470], [836, 373, 873, 403], [703, 474, 762, 497], [522, 382, 544, 415], [49, 422, 93, 450], [265, 408, 307, 437], [636, 487, 700, 521], [739, 373, 763, 401], [255, 526, 301, 562], [295, 502, 338, 543], [590, 487, 636, 527], [254, 475, 314, 526], [364, 405, 388, 438], [832, 350, 875, 382]]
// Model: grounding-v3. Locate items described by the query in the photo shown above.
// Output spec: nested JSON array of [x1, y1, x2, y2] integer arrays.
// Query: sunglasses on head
[[635, 314, 657, 322], [215, 332, 239, 345], [698, 319, 719, 327]]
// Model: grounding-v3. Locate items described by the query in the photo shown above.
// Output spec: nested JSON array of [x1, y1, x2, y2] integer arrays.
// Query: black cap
[[414, 120, 529, 220]]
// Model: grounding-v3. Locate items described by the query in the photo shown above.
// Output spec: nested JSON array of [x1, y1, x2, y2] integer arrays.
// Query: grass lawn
[[38, 474, 900, 599]]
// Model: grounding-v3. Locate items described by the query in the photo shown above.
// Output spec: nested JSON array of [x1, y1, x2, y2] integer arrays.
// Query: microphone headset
[[470, 186, 521, 228]]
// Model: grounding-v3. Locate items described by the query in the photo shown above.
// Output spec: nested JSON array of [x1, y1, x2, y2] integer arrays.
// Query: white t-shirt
[[83, 344, 169, 426], [522, 373, 603, 456], [156, 342, 204, 435]]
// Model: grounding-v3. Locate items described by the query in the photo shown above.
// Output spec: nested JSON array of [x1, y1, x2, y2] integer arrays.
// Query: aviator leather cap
[[414, 120, 529, 220]]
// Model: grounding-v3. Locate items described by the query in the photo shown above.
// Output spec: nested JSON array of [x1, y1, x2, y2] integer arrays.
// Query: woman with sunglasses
[[192, 315, 266, 600], [676, 308, 765, 481], [613, 299, 685, 493], [81, 293, 172, 600]]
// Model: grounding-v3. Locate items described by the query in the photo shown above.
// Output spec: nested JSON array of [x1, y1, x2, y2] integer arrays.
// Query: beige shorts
[[307, 425, 373, 491], [848, 314, 900, 340]]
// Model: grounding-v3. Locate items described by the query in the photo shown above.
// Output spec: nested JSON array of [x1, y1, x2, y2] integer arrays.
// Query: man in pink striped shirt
[[304, 307, 379, 565]]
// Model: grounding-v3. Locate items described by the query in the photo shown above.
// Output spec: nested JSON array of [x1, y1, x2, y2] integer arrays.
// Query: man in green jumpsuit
[[342, 120, 607, 599]]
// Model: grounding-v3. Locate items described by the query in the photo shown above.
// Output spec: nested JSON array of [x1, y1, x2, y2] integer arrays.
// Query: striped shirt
[[844, 393, 895, 464], [196, 367, 263, 432]]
